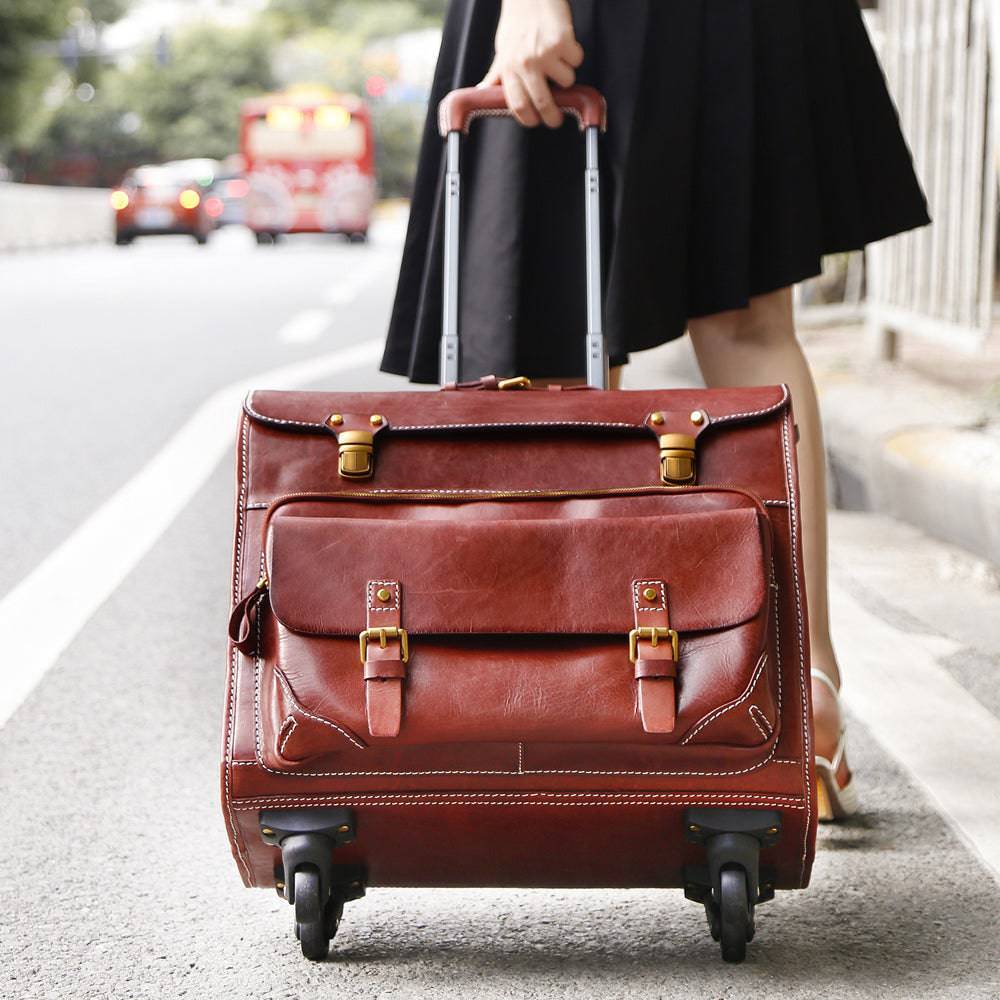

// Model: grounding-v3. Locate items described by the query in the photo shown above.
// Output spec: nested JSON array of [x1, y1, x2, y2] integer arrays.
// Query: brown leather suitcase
[[221, 86, 817, 964]]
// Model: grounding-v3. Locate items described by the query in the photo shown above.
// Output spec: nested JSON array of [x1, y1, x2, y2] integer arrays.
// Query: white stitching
[[248, 584, 785, 778], [392, 420, 638, 431], [252, 645, 783, 777], [680, 651, 768, 744], [710, 384, 790, 424], [242, 388, 788, 434], [633, 579, 667, 612], [244, 392, 325, 429], [273, 665, 367, 751], [236, 800, 807, 811], [249, 491, 789, 505], [223, 416, 253, 884], [278, 717, 298, 757], [749, 705, 773, 739], [243, 492, 791, 781], [236, 789, 804, 805], [521, 548, 784, 777], [782, 411, 813, 880], [367, 580, 399, 613], [748, 707, 769, 743]]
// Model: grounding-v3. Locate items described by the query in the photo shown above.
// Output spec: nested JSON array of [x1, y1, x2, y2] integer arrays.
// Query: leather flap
[[268, 505, 768, 638], [244, 385, 789, 436]]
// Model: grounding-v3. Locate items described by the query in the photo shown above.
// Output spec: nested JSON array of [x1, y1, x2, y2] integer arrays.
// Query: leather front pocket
[[257, 488, 778, 763]]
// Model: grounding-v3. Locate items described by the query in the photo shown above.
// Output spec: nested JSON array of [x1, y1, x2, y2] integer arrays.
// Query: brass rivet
[[690, 409, 705, 425], [688, 824, 701, 833], [261, 827, 274, 837], [369, 413, 384, 426], [650, 412, 665, 425], [376, 587, 391, 602], [767, 826, 779, 836], [337, 824, 352, 834], [642, 586, 658, 601], [328, 413, 344, 426], [275, 881, 285, 891]]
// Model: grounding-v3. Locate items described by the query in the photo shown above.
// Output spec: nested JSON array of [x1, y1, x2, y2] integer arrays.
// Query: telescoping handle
[[436, 84, 609, 389]]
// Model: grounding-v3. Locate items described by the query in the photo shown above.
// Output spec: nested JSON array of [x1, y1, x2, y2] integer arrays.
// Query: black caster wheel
[[296, 919, 330, 961], [718, 867, 753, 963], [294, 868, 322, 925]]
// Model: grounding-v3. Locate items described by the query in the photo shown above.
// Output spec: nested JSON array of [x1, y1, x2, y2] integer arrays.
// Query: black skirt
[[380, 0, 930, 384]]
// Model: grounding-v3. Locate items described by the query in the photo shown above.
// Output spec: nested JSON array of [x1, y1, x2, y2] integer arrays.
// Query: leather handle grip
[[438, 84, 607, 137]]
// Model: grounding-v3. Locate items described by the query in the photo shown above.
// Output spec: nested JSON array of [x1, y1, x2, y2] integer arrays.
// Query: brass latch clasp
[[337, 429, 375, 478], [659, 433, 697, 485], [497, 375, 532, 390]]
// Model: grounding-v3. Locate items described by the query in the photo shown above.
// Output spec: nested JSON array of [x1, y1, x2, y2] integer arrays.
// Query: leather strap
[[228, 580, 267, 655], [363, 580, 406, 738], [632, 580, 678, 734]]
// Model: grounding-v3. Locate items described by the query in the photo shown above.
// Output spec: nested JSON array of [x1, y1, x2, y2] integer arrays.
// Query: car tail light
[[110, 190, 130, 210], [178, 188, 201, 210]]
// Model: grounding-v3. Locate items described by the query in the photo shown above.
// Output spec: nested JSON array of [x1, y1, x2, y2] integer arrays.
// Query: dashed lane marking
[[276, 308, 333, 344]]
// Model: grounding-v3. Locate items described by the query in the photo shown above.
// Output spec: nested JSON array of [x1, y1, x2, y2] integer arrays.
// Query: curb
[[817, 377, 1000, 568]]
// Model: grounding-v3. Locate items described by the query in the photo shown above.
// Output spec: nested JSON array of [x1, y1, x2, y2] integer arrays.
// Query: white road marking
[[832, 580, 1000, 882], [276, 308, 332, 344], [324, 252, 394, 305], [0, 338, 385, 730]]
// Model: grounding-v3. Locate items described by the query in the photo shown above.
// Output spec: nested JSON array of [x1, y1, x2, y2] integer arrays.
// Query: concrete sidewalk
[[627, 324, 1000, 570]]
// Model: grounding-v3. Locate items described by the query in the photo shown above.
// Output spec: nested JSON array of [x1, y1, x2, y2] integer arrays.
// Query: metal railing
[[865, 0, 998, 355]]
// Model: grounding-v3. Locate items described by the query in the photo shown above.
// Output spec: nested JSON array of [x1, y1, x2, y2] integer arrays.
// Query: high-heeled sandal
[[811, 669, 859, 821]]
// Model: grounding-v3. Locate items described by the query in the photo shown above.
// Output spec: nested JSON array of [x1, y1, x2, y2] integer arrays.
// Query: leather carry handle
[[437, 84, 609, 390], [437, 84, 608, 136]]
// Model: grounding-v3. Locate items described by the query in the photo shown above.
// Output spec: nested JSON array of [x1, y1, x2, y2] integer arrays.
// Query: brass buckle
[[497, 375, 532, 390], [628, 626, 679, 663], [358, 626, 409, 664]]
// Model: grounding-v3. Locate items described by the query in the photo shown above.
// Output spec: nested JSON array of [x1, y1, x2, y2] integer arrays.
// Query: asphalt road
[[1, 220, 999, 1000]]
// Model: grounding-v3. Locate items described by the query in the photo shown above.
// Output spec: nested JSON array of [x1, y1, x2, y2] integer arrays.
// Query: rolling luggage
[[221, 85, 817, 964]]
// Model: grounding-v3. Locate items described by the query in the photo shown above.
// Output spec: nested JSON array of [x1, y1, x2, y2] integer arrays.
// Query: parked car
[[111, 161, 217, 245], [204, 173, 249, 228]]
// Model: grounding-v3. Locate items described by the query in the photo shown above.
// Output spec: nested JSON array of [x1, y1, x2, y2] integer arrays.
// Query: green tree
[[17, 21, 275, 182], [0, 0, 72, 142], [266, 0, 446, 37], [1, 0, 132, 149], [126, 23, 276, 160]]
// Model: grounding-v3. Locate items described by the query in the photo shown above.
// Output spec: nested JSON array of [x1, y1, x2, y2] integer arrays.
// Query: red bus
[[240, 89, 375, 244]]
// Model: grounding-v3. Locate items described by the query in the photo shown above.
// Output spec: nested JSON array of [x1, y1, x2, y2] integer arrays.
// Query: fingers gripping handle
[[438, 85, 609, 389], [437, 84, 607, 137]]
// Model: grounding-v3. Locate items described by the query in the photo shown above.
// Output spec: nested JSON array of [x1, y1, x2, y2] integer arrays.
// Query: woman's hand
[[478, 0, 585, 128]]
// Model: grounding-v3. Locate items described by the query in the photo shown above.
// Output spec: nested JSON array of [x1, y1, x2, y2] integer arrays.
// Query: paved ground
[[2, 221, 999, 999]]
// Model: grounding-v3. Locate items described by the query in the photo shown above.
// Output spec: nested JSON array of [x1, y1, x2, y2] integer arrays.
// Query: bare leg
[[688, 288, 855, 817], [687, 287, 841, 688]]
